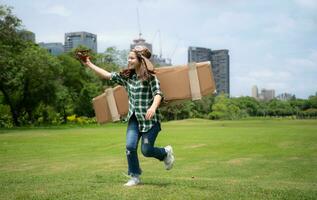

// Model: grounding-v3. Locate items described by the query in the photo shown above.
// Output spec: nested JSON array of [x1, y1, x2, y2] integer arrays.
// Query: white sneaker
[[164, 145, 175, 170], [124, 176, 140, 187]]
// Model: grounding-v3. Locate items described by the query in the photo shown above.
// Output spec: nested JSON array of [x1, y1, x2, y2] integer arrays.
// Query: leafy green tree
[[209, 94, 248, 120], [267, 99, 295, 116], [74, 83, 102, 117], [191, 95, 215, 118], [57, 52, 93, 118], [289, 98, 308, 115], [0, 5, 24, 125], [308, 93, 317, 109], [160, 101, 187, 121], [231, 96, 260, 116], [54, 85, 73, 124], [0, 103, 12, 127], [1, 43, 61, 125], [256, 101, 268, 116], [0, 6, 63, 125], [58, 52, 89, 95], [102, 46, 128, 68]]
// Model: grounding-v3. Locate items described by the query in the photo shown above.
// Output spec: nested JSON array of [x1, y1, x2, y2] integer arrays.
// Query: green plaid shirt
[[110, 72, 163, 132]]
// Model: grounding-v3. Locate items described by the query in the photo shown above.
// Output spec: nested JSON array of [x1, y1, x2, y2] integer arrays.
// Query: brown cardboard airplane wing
[[156, 61, 215, 101], [92, 61, 216, 123], [92, 86, 128, 123]]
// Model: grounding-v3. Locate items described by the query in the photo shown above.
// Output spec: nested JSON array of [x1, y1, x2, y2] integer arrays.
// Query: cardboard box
[[92, 86, 128, 123], [156, 61, 215, 101], [92, 61, 216, 123]]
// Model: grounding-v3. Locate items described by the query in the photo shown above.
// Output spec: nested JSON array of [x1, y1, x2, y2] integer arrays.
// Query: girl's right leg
[[125, 114, 142, 177]]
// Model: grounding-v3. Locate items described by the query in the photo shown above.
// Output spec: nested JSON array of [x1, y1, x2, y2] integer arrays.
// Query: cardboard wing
[[92, 86, 128, 123], [156, 61, 215, 101], [92, 61, 216, 123]]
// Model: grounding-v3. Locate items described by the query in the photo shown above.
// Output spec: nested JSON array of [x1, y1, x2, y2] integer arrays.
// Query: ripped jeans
[[126, 113, 167, 176]]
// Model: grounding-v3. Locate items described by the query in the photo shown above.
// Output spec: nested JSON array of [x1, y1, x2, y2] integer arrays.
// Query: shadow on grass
[[141, 181, 171, 187]]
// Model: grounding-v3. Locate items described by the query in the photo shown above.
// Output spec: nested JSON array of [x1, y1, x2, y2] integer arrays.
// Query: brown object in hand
[[75, 49, 91, 62]]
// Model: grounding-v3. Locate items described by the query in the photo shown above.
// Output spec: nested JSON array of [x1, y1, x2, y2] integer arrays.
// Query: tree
[[0, 6, 62, 125], [231, 96, 260, 116], [74, 83, 102, 117], [1, 43, 61, 125], [102, 46, 128, 68], [308, 94, 317, 109], [191, 95, 215, 118], [209, 94, 248, 120], [267, 99, 295, 116], [0, 5, 24, 125]]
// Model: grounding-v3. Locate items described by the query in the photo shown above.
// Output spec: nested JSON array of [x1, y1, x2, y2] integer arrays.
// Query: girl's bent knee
[[141, 145, 153, 157]]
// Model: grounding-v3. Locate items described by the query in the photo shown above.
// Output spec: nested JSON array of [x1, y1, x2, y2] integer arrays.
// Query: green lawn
[[0, 119, 316, 200]]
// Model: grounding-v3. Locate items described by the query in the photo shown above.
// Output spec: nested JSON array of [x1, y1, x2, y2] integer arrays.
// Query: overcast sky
[[2, 0, 317, 98]]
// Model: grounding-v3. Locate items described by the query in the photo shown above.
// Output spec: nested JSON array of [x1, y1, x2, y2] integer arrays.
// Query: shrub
[[0, 104, 13, 128]]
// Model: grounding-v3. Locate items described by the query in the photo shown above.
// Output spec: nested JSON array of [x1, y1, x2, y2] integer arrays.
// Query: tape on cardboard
[[188, 62, 202, 100], [105, 88, 120, 121]]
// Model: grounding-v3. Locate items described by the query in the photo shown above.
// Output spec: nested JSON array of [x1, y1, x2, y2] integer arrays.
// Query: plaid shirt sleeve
[[110, 72, 127, 87], [150, 75, 164, 100]]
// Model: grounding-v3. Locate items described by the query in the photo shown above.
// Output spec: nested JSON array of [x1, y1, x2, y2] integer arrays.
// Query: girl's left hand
[[145, 106, 156, 120]]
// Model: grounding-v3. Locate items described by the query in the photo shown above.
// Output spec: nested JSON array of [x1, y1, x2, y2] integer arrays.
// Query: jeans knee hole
[[143, 137, 149, 144]]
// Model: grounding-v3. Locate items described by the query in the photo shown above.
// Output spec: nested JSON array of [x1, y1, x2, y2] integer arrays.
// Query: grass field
[[0, 119, 317, 200]]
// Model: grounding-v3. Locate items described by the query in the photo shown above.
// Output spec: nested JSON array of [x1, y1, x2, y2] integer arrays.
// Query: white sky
[[2, 0, 317, 98]]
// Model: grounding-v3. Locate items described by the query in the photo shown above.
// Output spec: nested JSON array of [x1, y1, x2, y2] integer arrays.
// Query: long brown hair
[[120, 47, 155, 81]]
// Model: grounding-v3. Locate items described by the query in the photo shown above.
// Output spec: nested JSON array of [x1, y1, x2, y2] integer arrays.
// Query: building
[[64, 31, 97, 52], [252, 86, 275, 101], [18, 29, 35, 43], [211, 49, 230, 95], [130, 35, 171, 66], [259, 89, 275, 101], [276, 93, 295, 101], [188, 46, 212, 62], [38, 42, 64, 56], [151, 54, 172, 67], [251, 85, 276, 101], [252, 85, 259, 99], [130, 36, 153, 53], [188, 46, 230, 95]]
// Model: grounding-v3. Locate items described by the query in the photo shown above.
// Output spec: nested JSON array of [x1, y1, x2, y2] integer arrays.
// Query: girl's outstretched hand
[[75, 50, 91, 65]]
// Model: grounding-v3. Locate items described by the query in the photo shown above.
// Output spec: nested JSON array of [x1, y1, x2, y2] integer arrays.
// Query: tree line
[[160, 93, 317, 121], [1, 5, 316, 127]]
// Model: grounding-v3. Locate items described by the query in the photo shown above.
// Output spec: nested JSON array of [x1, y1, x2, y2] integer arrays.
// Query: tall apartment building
[[38, 42, 64, 56], [64, 31, 97, 52], [188, 46, 230, 95]]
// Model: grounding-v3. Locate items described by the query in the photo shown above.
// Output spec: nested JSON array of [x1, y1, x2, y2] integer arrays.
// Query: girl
[[83, 46, 174, 186]]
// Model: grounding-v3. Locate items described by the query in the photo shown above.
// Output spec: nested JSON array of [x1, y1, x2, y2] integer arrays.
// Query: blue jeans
[[126, 113, 167, 176]]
